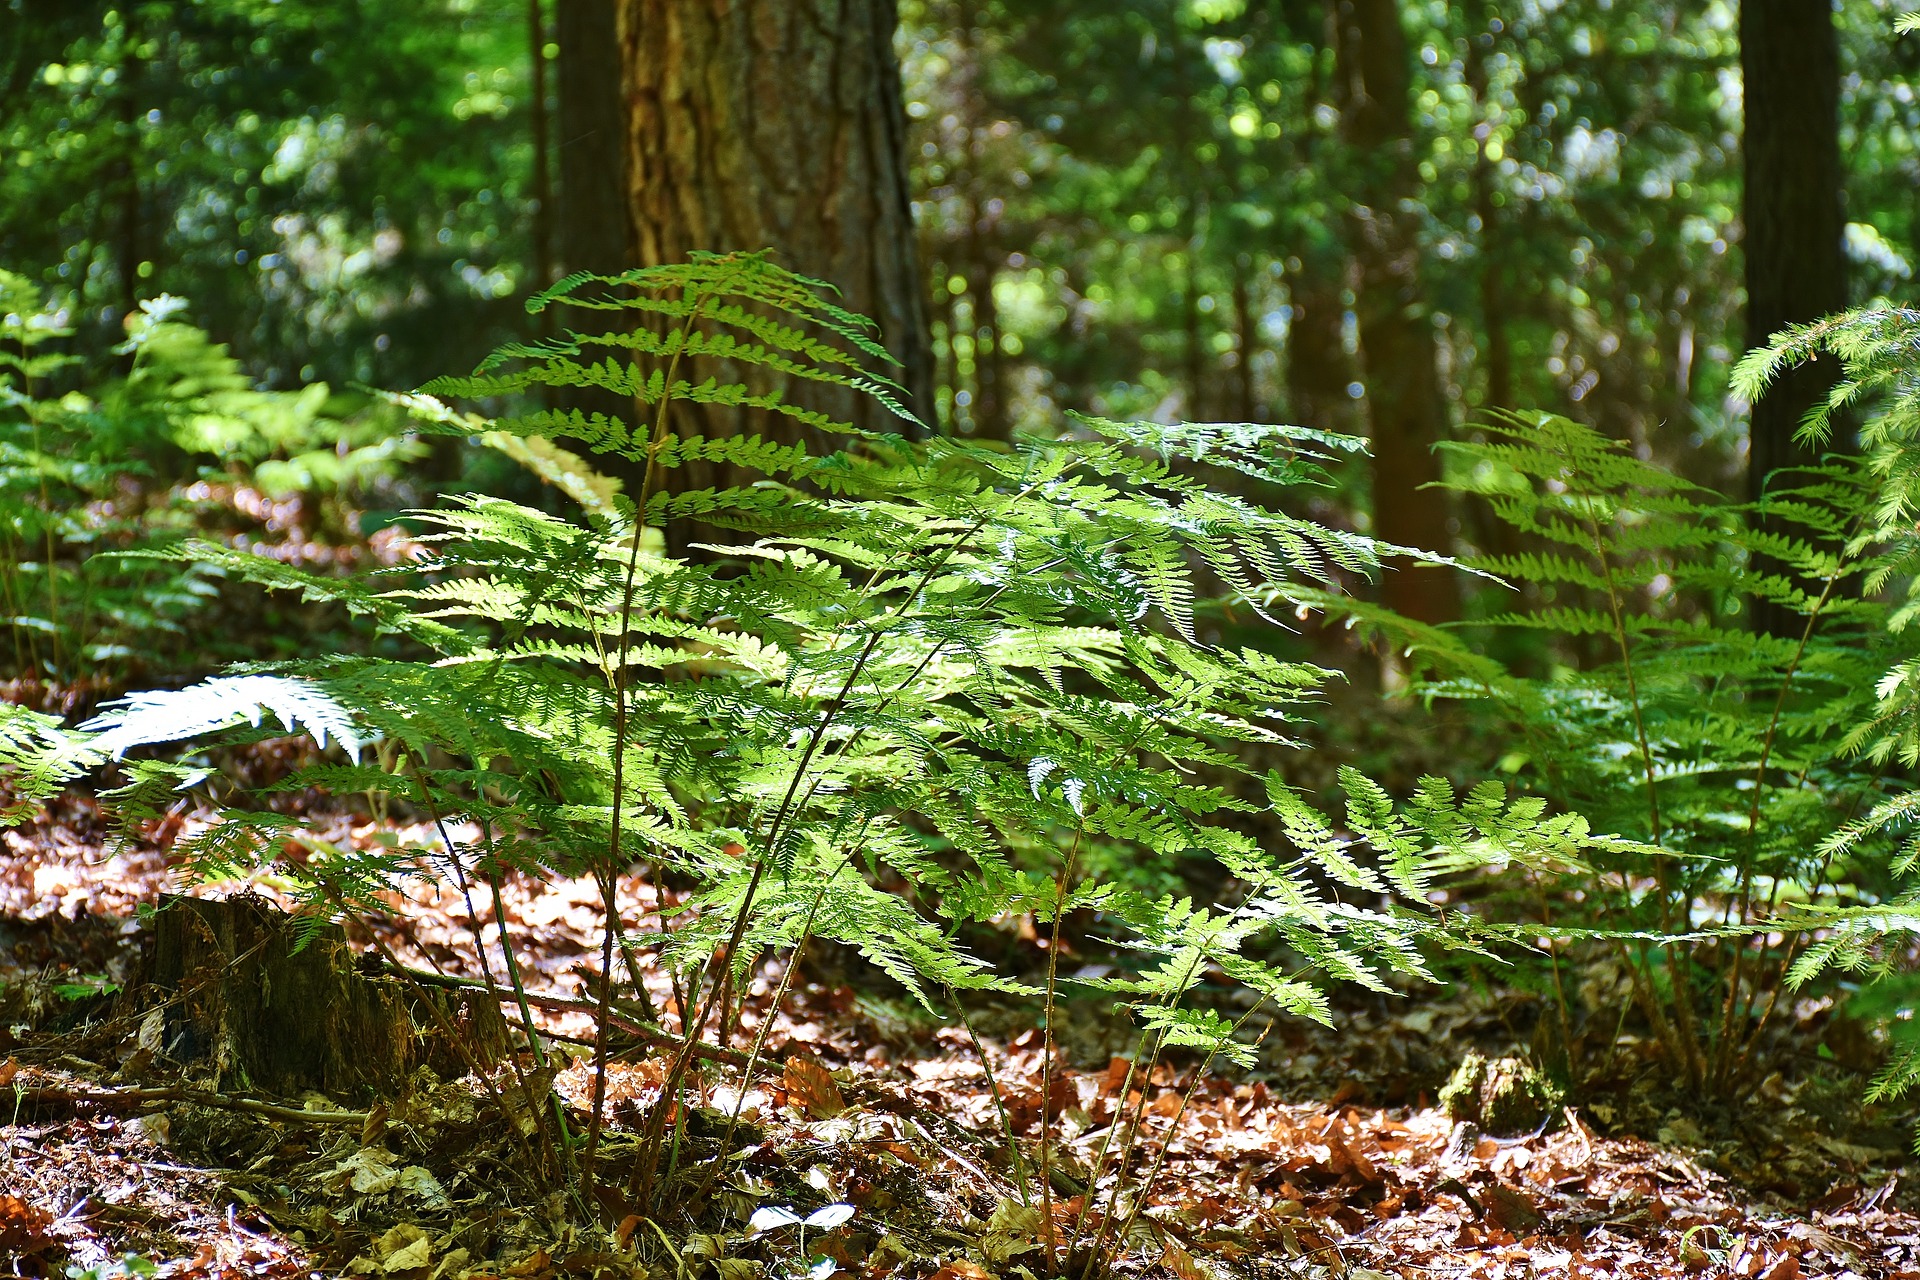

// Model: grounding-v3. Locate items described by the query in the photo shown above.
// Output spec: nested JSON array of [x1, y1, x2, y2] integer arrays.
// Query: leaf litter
[[3, 785, 1920, 1279]]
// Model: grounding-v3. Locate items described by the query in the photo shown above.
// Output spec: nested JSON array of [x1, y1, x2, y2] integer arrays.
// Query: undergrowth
[[1, 252, 1616, 1269], [1291, 302, 1920, 1113], [0, 268, 417, 690]]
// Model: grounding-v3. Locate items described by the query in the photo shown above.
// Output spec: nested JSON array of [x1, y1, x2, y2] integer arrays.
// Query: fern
[[48, 250, 1608, 1199], [78, 674, 367, 761], [1292, 390, 1916, 1097]]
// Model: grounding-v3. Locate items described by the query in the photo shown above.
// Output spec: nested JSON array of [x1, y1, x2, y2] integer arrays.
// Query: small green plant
[[1286, 300, 1920, 1104], [0, 268, 417, 686], [10, 253, 1608, 1270], [748, 1203, 856, 1280], [66, 1257, 158, 1280]]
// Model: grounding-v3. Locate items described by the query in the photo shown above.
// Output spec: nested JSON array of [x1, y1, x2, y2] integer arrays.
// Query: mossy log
[[131, 892, 507, 1099]]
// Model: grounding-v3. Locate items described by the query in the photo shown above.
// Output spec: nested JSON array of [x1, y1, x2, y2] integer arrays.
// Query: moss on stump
[[1438, 1051, 1560, 1136], [132, 892, 507, 1099]]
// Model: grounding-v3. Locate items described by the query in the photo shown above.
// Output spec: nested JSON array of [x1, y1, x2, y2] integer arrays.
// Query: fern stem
[[1093, 997, 1272, 1279], [589, 288, 705, 1188], [1034, 829, 1084, 1276], [1580, 499, 1708, 1089], [313, 878, 549, 1180], [949, 984, 1035, 1205], [1070, 871, 1275, 1261], [648, 461, 1065, 1180], [407, 751, 567, 1178], [1712, 541, 1849, 1088]]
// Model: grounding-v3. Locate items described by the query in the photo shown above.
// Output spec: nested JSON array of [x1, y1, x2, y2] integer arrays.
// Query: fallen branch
[[384, 963, 753, 1069], [16, 1082, 368, 1126]]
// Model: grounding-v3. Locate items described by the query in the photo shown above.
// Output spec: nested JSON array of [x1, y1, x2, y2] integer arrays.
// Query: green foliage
[[36, 253, 1606, 1081], [1721, 305, 1920, 1114], [0, 0, 536, 391], [0, 268, 419, 682], [1296, 401, 1913, 1096]]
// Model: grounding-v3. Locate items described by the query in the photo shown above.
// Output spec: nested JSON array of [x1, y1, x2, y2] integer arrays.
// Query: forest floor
[[5, 788, 1920, 1280]]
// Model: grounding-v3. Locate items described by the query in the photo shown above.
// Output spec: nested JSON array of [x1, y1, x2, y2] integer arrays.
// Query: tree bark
[[1333, 0, 1458, 624], [1230, 260, 1258, 424], [1741, 0, 1847, 494], [1282, 261, 1354, 434], [616, 0, 936, 443]]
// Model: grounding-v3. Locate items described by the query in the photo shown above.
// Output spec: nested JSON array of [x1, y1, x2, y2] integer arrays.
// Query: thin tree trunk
[[965, 200, 1008, 440], [1466, 12, 1511, 414], [1280, 10, 1358, 438], [557, 0, 629, 278], [1231, 260, 1258, 424], [1333, 0, 1458, 624], [1282, 262, 1353, 433], [1741, 1, 1846, 489], [114, 16, 143, 322], [527, 0, 554, 305], [617, 0, 936, 447], [1182, 200, 1206, 422], [954, 0, 1007, 441]]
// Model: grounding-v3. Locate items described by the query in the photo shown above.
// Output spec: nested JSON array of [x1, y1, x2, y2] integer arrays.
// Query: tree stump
[[132, 892, 507, 1099]]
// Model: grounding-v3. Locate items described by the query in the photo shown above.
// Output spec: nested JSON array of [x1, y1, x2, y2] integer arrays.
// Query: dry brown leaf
[[783, 1054, 846, 1119], [1481, 1183, 1542, 1236], [502, 1249, 552, 1278], [1160, 1238, 1206, 1280], [929, 1263, 995, 1280], [0, 1057, 16, 1087], [0, 1194, 55, 1256]]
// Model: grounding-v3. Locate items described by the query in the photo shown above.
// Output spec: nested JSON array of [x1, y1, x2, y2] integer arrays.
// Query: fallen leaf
[[784, 1054, 846, 1119], [504, 1249, 552, 1278], [384, 1236, 434, 1273], [0, 1194, 55, 1256], [1481, 1183, 1542, 1236], [929, 1263, 995, 1280], [1761, 1256, 1800, 1280], [1161, 1239, 1206, 1280]]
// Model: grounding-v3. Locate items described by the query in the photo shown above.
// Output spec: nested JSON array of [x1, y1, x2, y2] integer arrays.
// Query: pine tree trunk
[[1333, 0, 1458, 625], [1283, 262, 1354, 435], [133, 894, 508, 1099], [616, 0, 936, 452], [553, 0, 638, 467]]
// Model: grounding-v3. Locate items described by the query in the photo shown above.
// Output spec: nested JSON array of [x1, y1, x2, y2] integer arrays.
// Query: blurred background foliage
[[0, 0, 535, 390], [2, 0, 1917, 702], [1, 1, 1912, 476]]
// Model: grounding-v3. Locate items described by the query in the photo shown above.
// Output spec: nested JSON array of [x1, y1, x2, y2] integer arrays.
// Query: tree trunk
[[1333, 0, 1458, 624], [616, 0, 936, 446], [1282, 261, 1354, 434], [554, 0, 638, 472], [1741, 1, 1846, 489], [527, 0, 555, 303], [132, 894, 507, 1099], [557, 0, 630, 279], [1231, 260, 1258, 424]]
